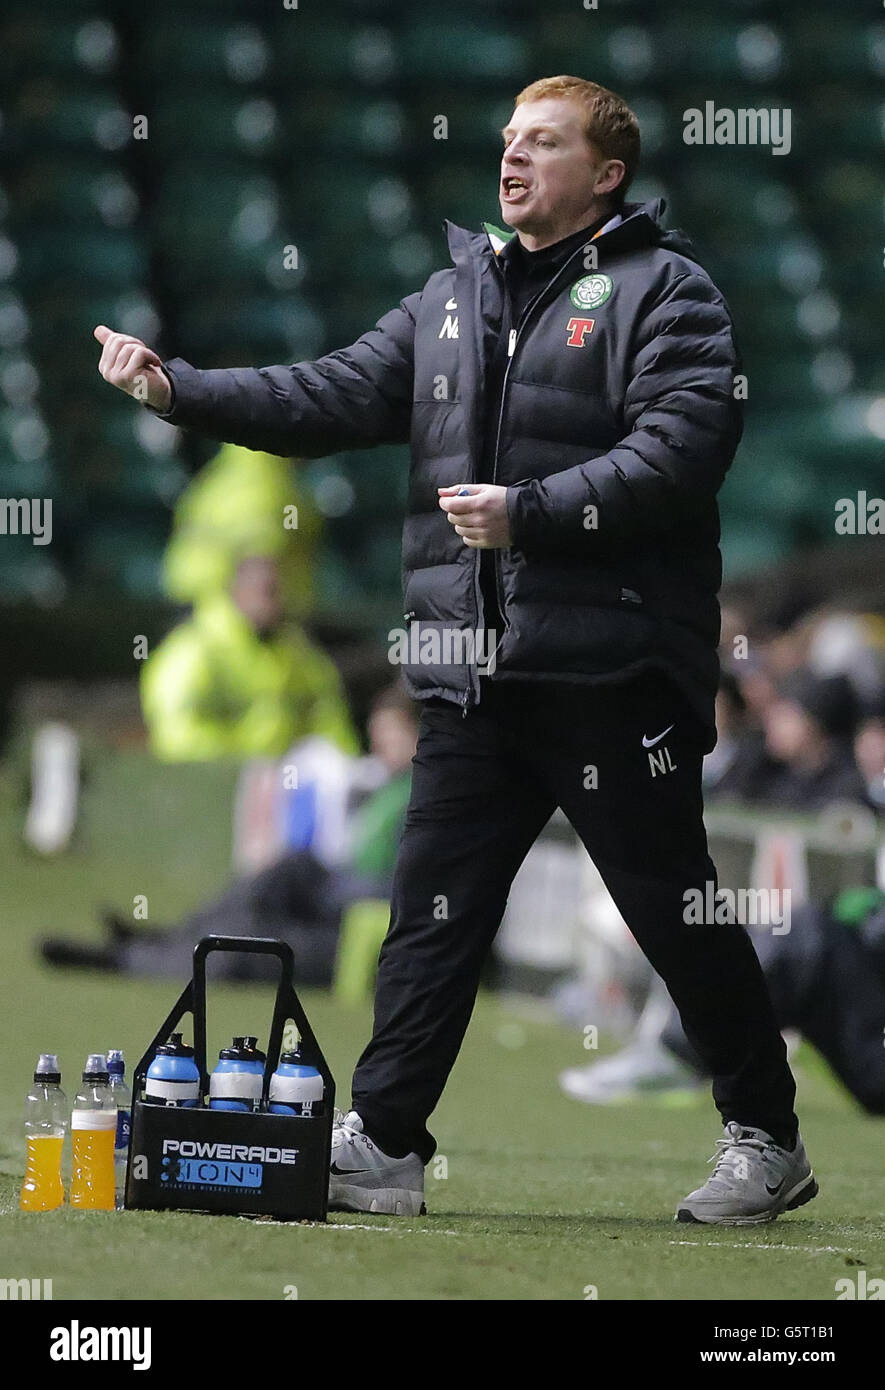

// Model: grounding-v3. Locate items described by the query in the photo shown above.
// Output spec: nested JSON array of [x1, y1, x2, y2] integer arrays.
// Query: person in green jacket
[[140, 553, 358, 762]]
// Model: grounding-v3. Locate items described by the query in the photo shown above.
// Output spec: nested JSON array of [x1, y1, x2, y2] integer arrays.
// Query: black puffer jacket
[[155, 197, 742, 747]]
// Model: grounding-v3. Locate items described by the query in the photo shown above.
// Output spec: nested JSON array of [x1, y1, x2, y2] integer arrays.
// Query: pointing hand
[[93, 325, 172, 412]]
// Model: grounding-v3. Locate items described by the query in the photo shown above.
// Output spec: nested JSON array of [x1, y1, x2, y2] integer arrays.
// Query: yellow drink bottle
[[70, 1054, 117, 1211], [20, 1054, 67, 1212]]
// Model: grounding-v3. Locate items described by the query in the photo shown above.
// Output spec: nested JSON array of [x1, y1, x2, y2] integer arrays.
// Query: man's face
[[763, 699, 820, 764], [230, 556, 283, 636], [499, 97, 624, 250], [855, 717, 885, 786], [368, 707, 418, 774]]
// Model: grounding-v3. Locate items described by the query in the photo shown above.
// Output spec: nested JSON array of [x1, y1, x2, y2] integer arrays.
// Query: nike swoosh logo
[[445, 298, 457, 310], [642, 725, 674, 748], [765, 1179, 785, 1196], [330, 1161, 373, 1176]]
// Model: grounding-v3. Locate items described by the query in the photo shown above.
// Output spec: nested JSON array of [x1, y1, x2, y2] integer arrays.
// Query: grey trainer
[[328, 1110, 426, 1216], [676, 1121, 818, 1225]]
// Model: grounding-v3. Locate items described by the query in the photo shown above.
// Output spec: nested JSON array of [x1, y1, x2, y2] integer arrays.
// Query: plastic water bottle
[[70, 1054, 117, 1211], [20, 1054, 67, 1211], [144, 1033, 202, 1107], [209, 1036, 266, 1112], [268, 1048, 324, 1117], [107, 1050, 131, 1209]]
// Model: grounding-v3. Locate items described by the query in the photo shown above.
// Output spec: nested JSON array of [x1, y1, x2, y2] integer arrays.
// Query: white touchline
[[241, 1217, 460, 1235], [670, 1240, 856, 1254]]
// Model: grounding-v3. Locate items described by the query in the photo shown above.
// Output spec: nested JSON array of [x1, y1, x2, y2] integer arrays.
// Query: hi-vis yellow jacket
[[140, 593, 359, 762], [162, 443, 322, 617]]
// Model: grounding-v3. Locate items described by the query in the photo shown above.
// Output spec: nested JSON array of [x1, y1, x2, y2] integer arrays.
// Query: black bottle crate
[[125, 935, 334, 1221]]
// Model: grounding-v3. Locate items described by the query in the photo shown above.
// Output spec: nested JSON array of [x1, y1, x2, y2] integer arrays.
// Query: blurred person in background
[[140, 552, 359, 761], [806, 610, 885, 710], [161, 442, 323, 619], [563, 893, 885, 1118], [41, 682, 417, 983], [855, 690, 885, 811], [758, 670, 866, 811]]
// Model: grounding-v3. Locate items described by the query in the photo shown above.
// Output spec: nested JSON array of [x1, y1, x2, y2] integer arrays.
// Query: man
[[94, 75, 816, 1225], [758, 670, 866, 811], [141, 553, 358, 761]]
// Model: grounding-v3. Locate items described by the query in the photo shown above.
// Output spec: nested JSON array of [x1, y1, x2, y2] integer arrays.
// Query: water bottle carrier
[[125, 935, 335, 1221]]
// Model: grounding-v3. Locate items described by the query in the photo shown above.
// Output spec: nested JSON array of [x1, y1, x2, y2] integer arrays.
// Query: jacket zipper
[[466, 259, 488, 713], [488, 238, 606, 636], [465, 233, 607, 713]]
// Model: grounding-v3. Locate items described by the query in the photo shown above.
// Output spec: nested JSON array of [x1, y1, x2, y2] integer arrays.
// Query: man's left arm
[[506, 272, 742, 553]]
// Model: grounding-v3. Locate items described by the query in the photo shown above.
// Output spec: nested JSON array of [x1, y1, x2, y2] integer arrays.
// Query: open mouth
[[501, 176, 530, 202]]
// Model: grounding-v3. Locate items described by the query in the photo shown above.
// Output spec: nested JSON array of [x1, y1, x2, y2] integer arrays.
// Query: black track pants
[[351, 672, 798, 1162]]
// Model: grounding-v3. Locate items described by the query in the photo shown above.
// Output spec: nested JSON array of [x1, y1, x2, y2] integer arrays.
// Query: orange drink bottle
[[20, 1054, 67, 1212], [70, 1054, 117, 1211]]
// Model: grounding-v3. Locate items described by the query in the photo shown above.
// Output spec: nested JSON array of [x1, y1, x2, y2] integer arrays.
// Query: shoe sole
[[675, 1172, 819, 1226], [328, 1183, 426, 1218]]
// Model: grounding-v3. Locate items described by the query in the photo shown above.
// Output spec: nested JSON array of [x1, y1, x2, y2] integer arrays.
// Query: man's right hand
[[93, 325, 172, 412]]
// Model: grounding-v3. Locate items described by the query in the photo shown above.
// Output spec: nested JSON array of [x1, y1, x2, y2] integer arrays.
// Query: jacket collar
[[445, 197, 670, 266]]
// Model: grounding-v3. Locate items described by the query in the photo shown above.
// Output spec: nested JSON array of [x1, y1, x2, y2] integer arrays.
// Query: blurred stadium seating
[[0, 0, 882, 614]]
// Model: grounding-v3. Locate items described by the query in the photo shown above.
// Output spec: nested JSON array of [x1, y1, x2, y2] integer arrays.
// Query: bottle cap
[[107, 1050, 125, 1076], [279, 1048, 304, 1065], [82, 1052, 109, 1083], [221, 1036, 266, 1061], [34, 1053, 61, 1084], [155, 1033, 195, 1057]]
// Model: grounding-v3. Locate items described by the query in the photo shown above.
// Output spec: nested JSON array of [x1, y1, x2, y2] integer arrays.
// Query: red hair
[[514, 75, 641, 206]]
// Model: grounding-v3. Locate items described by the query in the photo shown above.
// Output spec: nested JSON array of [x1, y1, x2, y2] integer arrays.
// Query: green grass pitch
[[0, 752, 882, 1300]]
